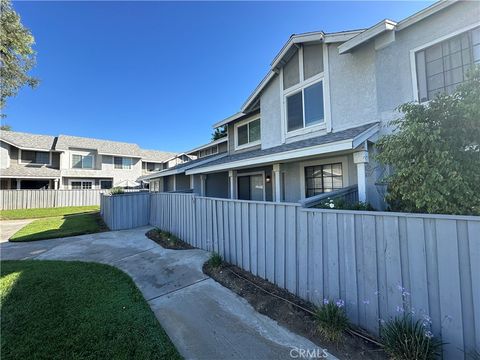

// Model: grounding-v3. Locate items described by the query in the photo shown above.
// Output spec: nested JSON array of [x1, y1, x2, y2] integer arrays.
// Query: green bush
[[314, 299, 349, 343], [376, 67, 480, 215], [109, 187, 124, 195], [315, 198, 374, 211], [208, 253, 222, 268], [381, 314, 443, 360]]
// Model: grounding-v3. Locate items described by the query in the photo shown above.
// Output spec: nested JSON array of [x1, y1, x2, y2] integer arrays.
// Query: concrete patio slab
[[0, 227, 336, 360], [0, 219, 33, 242]]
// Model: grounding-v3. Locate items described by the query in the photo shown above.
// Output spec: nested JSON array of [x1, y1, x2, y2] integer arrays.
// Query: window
[[283, 43, 325, 133], [72, 154, 93, 169], [114, 157, 132, 169], [20, 150, 50, 165], [304, 163, 343, 198], [415, 26, 480, 102], [71, 180, 93, 190], [100, 180, 113, 189], [236, 118, 261, 148]]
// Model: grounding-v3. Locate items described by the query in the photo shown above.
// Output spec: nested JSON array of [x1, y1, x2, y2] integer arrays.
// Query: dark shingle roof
[[191, 123, 378, 170]]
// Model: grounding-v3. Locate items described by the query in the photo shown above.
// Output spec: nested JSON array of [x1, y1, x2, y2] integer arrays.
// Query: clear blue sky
[[7, 1, 433, 152]]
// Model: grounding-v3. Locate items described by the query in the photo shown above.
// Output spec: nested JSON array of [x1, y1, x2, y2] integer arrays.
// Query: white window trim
[[68, 179, 95, 190], [299, 155, 350, 200], [410, 21, 480, 102], [236, 170, 266, 201], [71, 152, 95, 169], [114, 156, 133, 170], [282, 43, 331, 139], [234, 116, 261, 151], [18, 149, 52, 166]]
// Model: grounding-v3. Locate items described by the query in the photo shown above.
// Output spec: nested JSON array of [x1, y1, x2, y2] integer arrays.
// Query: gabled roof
[[187, 123, 379, 175], [185, 137, 227, 155], [0, 131, 56, 151], [56, 134, 143, 157], [141, 149, 177, 163]]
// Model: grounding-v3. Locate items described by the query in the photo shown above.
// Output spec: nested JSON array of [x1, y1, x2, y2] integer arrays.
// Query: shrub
[[381, 314, 443, 360], [208, 252, 222, 268], [316, 198, 374, 211], [109, 187, 124, 195], [314, 299, 349, 343]]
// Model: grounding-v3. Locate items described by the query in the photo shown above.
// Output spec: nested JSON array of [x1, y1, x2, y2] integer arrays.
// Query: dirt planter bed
[[145, 229, 194, 250], [203, 261, 386, 360]]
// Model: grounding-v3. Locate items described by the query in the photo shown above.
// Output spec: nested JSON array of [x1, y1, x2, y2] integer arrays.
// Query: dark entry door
[[237, 176, 250, 200]]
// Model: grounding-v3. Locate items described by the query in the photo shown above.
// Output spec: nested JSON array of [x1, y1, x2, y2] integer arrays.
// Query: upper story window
[[20, 150, 50, 165], [283, 44, 325, 133], [72, 154, 93, 169], [415, 26, 480, 102], [114, 157, 132, 170], [235, 118, 261, 149]]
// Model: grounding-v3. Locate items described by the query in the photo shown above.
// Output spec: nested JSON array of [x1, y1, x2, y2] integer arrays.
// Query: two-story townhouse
[[144, 137, 228, 194], [0, 131, 175, 189], [184, 0, 479, 209], [0, 131, 61, 189]]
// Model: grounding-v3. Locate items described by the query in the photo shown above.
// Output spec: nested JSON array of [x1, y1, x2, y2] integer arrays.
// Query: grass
[[9, 213, 107, 242], [0, 206, 100, 220], [0, 260, 180, 360], [207, 252, 223, 268]]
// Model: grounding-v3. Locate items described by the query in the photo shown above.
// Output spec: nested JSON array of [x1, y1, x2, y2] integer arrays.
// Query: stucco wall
[[0, 142, 10, 169], [260, 75, 282, 149]]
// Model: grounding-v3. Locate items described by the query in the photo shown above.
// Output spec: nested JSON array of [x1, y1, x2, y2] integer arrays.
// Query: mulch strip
[[203, 261, 386, 360], [145, 229, 195, 250]]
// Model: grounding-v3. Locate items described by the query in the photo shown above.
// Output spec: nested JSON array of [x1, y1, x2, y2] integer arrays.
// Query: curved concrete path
[[0, 219, 33, 242], [0, 227, 336, 360]]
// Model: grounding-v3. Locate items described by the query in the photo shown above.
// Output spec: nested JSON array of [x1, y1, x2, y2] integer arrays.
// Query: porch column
[[200, 175, 207, 197], [228, 170, 237, 199], [353, 148, 369, 202], [16, 179, 21, 190], [273, 164, 281, 202], [53, 179, 59, 190], [172, 175, 177, 192]]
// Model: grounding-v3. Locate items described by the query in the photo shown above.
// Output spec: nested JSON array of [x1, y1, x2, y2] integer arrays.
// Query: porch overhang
[[186, 123, 379, 175]]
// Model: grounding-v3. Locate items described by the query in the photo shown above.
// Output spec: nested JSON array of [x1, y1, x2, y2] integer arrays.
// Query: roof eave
[[338, 19, 397, 54]]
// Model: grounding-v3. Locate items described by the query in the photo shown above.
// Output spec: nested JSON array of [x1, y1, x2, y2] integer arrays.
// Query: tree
[[211, 125, 227, 141], [0, 124, 12, 131], [376, 67, 480, 215], [0, 0, 38, 115]]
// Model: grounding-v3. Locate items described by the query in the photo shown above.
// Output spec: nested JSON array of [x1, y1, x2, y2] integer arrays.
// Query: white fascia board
[[240, 71, 276, 113], [186, 137, 227, 154], [212, 112, 246, 129], [352, 123, 380, 148], [270, 32, 324, 69], [0, 175, 61, 179], [97, 152, 142, 158], [323, 30, 365, 43], [186, 140, 353, 175], [338, 20, 397, 54], [0, 139, 56, 152], [396, 0, 455, 31]]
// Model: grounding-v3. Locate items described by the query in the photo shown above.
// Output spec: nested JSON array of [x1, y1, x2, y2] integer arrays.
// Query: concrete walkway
[[0, 227, 336, 360], [0, 219, 33, 242]]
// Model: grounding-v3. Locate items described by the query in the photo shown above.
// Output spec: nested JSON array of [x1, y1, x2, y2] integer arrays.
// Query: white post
[[200, 175, 207, 197], [172, 175, 177, 192], [54, 179, 59, 190], [228, 170, 237, 199], [273, 164, 281, 202], [16, 179, 21, 190], [353, 147, 369, 203]]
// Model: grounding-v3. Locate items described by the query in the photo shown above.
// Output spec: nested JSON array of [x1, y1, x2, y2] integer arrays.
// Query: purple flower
[[423, 315, 432, 324], [362, 299, 370, 305], [336, 299, 345, 308], [424, 331, 433, 339], [323, 298, 329, 305], [396, 305, 405, 313]]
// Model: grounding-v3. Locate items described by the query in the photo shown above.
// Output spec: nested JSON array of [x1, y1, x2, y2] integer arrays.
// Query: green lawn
[[0, 260, 180, 360], [0, 206, 99, 220], [9, 213, 107, 242]]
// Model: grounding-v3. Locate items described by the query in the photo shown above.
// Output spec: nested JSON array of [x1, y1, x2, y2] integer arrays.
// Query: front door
[[237, 174, 264, 201]]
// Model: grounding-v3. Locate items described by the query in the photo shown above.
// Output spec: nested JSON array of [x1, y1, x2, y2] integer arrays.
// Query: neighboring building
[[177, 0, 480, 209], [142, 137, 228, 194], [0, 131, 175, 190]]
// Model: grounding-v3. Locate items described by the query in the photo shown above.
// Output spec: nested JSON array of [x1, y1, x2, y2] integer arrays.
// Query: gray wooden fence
[[102, 192, 480, 359], [100, 192, 151, 230], [0, 189, 107, 210]]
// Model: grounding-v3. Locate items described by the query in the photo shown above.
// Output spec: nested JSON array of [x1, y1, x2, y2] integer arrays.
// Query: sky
[[6, 0, 434, 153]]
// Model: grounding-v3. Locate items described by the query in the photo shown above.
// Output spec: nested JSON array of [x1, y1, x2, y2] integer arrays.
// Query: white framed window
[[72, 154, 94, 169], [282, 43, 326, 136], [70, 180, 93, 189], [19, 150, 51, 165], [114, 157, 133, 169], [413, 24, 480, 102], [235, 117, 261, 150]]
